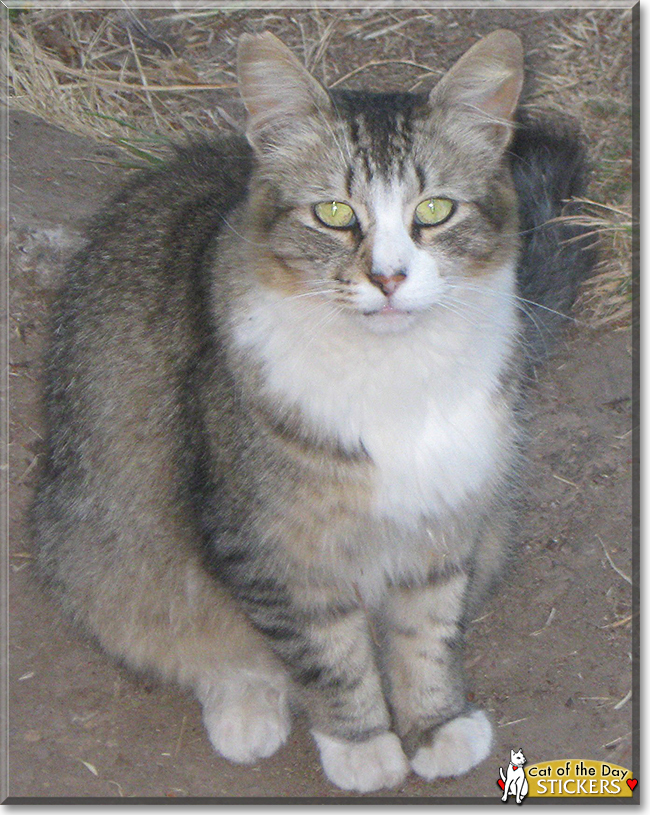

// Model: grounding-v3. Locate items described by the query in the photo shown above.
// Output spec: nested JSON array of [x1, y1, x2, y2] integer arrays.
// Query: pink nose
[[366, 270, 407, 297]]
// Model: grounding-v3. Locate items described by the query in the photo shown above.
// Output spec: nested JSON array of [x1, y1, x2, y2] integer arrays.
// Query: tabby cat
[[31, 30, 594, 792]]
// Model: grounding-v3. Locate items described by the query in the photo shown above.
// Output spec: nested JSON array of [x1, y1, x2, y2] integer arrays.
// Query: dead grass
[[564, 200, 633, 328], [7, 7, 634, 324], [6, 10, 241, 163], [530, 10, 634, 327]]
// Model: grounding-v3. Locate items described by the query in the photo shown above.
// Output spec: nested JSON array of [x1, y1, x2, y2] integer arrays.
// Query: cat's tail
[[500, 767, 507, 782], [509, 112, 598, 365]]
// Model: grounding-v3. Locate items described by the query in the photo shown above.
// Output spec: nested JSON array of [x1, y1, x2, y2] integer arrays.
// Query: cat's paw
[[410, 709, 492, 781], [312, 730, 409, 793], [200, 676, 291, 764]]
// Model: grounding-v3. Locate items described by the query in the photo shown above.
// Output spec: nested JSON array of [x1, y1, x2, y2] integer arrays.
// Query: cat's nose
[[366, 268, 407, 297]]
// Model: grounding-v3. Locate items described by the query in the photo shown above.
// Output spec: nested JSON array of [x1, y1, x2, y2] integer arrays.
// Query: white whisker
[[455, 280, 579, 325], [220, 216, 266, 248], [283, 288, 340, 303], [444, 279, 559, 360]]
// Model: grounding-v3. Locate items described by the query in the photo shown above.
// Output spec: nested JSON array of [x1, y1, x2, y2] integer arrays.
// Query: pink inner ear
[[479, 73, 522, 121]]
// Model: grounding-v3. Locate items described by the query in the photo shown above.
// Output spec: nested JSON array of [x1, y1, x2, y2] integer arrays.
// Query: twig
[[597, 535, 632, 585], [106, 780, 124, 797], [601, 613, 635, 629], [552, 473, 579, 488], [498, 717, 530, 728], [602, 732, 631, 750], [530, 607, 556, 636], [11, 36, 234, 92], [173, 714, 187, 760], [330, 59, 442, 88], [613, 689, 632, 710], [126, 27, 161, 129]]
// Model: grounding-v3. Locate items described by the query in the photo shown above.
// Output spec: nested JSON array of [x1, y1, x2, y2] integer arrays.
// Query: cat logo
[[498, 748, 529, 803], [497, 755, 637, 800]]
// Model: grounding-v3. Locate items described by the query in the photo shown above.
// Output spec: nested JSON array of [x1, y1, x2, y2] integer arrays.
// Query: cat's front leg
[[382, 565, 493, 781], [251, 597, 409, 792], [298, 609, 410, 792], [305, 607, 409, 791]]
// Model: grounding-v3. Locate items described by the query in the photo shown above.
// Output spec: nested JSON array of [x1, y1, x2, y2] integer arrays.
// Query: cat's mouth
[[374, 303, 408, 315], [361, 303, 417, 333]]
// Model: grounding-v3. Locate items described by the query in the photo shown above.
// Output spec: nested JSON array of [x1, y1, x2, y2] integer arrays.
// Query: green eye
[[414, 197, 455, 226], [314, 201, 357, 229]]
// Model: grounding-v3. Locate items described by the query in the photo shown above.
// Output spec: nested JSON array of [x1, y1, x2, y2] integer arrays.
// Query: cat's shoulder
[[98, 134, 254, 213]]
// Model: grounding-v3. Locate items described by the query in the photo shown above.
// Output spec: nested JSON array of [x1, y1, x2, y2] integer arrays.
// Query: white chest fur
[[232, 266, 518, 525]]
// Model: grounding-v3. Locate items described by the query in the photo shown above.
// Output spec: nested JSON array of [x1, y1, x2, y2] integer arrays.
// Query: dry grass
[[530, 11, 634, 328], [7, 6, 634, 324], [6, 10, 242, 162], [563, 200, 633, 328]]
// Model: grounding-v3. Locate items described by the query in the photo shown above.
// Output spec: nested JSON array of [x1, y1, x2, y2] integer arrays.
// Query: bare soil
[[6, 8, 635, 802]]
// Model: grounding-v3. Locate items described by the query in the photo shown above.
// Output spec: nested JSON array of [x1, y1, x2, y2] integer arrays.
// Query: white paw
[[200, 676, 291, 764], [411, 709, 492, 781], [312, 730, 409, 793]]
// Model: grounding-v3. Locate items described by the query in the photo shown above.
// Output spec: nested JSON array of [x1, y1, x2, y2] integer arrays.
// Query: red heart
[[497, 778, 505, 790], [627, 779, 638, 791]]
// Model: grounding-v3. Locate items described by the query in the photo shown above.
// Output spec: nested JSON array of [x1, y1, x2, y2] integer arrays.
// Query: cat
[[500, 748, 529, 803], [31, 29, 595, 793]]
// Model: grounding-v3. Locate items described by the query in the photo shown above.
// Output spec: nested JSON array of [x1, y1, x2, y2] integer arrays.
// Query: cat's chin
[[359, 305, 419, 334]]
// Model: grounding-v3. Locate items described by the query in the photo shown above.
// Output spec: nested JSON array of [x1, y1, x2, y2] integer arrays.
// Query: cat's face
[[511, 749, 526, 765], [237, 31, 523, 334]]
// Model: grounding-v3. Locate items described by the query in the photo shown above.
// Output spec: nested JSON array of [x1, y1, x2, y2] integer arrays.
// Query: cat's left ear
[[237, 32, 333, 152], [429, 30, 524, 149]]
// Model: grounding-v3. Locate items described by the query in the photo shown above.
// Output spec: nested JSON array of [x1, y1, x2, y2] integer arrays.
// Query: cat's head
[[511, 748, 526, 765], [236, 31, 523, 334]]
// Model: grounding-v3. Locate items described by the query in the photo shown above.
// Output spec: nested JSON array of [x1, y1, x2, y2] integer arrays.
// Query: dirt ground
[[6, 8, 636, 802]]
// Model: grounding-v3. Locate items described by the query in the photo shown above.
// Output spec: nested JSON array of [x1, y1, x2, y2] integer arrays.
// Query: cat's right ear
[[237, 32, 333, 153]]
